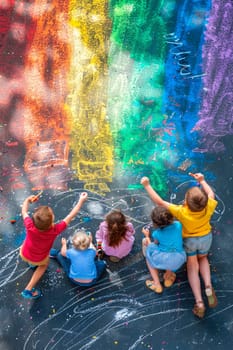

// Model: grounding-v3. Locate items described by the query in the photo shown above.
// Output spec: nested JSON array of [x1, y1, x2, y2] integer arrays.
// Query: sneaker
[[21, 288, 42, 299], [49, 248, 59, 258]]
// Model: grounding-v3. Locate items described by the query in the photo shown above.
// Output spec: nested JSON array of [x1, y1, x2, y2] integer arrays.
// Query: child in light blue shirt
[[142, 206, 186, 294], [50, 230, 106, 286]]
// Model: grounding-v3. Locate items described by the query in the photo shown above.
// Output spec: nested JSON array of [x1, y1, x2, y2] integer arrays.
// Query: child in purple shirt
[[95, 209, 135, 262]]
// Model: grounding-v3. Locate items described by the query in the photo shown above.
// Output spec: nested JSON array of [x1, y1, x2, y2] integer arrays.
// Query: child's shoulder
[[127, 221, 135, 230], [173, 220, 182, 229], [99, 220, 108, 228], [67, 247, 79, 256], [23, 216, 35, 228], [127, 221, 134, 226]]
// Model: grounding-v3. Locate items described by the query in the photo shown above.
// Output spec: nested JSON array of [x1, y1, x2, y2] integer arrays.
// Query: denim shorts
[[183, 233, 212, 256]]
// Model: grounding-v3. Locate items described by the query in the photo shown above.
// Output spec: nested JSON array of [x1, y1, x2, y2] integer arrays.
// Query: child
[[142, 206, 186, 293], [141, 173, 218, 318], [50, 230, 106, 286], [95, 209, 135, 262], [20, 192, 88, 299]]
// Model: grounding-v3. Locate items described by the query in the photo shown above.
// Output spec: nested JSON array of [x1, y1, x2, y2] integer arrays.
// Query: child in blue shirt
[[142, 206, 186, 293], [50, 230, 106, 286]]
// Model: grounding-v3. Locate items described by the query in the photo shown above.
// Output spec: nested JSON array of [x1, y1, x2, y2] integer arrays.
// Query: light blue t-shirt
[[66, 248, 97, 280], [152, 221, 184, 253]]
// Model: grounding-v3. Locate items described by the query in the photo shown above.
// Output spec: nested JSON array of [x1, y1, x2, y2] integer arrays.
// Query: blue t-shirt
[[152, 221, 184, 253], [66, 248, 97, 280]]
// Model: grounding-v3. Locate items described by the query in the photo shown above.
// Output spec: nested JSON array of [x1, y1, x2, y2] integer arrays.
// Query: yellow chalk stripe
[[68, 0, 113, 194]]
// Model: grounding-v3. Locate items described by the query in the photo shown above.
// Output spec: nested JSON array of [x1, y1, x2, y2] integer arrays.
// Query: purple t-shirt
[[95, 221, 135, 258]]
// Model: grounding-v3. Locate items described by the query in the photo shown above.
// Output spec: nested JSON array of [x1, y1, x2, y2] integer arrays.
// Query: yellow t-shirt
[[168, 197, 218, 238]]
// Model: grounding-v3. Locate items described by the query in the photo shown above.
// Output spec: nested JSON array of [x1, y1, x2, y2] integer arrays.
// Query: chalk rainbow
[[0, 0, 232, 194]]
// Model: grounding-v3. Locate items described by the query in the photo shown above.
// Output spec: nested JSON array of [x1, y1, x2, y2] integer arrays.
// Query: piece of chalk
[[31, 190, 43, 202]]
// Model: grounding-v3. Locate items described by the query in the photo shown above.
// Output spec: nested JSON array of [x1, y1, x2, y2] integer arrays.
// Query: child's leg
[[199, 254, 218, 308], [187, 255, 206, 317], [24, 264, 48, 295], [196, 233, 213, 289], [146, 260, 161, 286], [186, 255, 203, 303], [198, 255, 211, 288], [142, 238, 148, 257]]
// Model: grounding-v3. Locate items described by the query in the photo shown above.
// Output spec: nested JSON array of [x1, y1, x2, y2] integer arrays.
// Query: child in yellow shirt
[[141, 172, 218, 318]]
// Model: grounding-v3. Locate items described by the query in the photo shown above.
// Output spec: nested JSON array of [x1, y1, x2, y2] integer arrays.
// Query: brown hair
[[106, 210, 128, 247], [72, 231, 91, 250], [151, 206, 174, 228], [32, 206, 54, 231], [185, 186, 208, 212]]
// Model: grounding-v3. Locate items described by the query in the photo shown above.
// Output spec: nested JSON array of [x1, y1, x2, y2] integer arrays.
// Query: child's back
[[51, 231, 106, 286], [67, 232, 97, 280], [96, 209, 135, 262], [22, 206, 66, 263], [168, 186, 217, 237]]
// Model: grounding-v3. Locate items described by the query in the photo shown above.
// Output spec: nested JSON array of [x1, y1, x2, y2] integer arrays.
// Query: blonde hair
[[71, 230, 91, 250]]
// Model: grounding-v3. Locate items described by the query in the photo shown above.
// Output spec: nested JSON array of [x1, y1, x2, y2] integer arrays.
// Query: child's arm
[[128, 222, 135, 235], [89, 235, 97, 251], [95, 225, 103, 241], [140, 177, 170, 208], [142, 227, 159, 245], [21, 196, 36, 219], [60, 237, 67, 257], [189, 172, 215, 199], [63, 192, 88, 225]]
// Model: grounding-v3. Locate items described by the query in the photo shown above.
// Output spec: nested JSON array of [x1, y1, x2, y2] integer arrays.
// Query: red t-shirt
[[21, 217, 67, 262]]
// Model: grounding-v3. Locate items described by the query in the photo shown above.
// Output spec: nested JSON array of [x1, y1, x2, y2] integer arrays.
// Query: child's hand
[[61, 237, 67, 245], [140, 177, 150, 186], [30, 190, 43, 203], [79, 192, 88, 202], [189, 172, 204, 182], [27, 195, 36, 203], [142, 227, 150, 237]]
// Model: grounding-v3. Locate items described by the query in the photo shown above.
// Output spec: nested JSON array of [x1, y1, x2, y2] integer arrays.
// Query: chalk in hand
[[31, 190, 43, 202]]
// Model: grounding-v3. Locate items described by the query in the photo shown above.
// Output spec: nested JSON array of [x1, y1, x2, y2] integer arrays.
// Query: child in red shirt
[[20, 192, 88, 299]]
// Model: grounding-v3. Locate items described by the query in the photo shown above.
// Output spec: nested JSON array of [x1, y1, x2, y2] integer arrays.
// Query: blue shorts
[[183, 233, 212, 256]]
